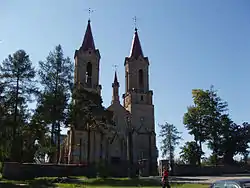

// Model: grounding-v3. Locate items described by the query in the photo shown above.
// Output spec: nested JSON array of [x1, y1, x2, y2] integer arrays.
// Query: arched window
[[139, 69, 144, 89], [86, 62, 92, 86]]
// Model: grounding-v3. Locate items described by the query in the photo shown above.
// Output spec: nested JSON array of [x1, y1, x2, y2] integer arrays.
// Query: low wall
[[2, 162, 97, 180], [173, 164, 250, 176], [2, 162, 131, 180]]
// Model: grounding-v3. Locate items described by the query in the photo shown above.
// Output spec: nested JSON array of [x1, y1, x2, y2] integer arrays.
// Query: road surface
[[142, 174, 250, 184]]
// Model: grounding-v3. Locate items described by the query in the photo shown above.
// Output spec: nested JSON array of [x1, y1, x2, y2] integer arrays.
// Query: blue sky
[[1, 0, 250, 159]]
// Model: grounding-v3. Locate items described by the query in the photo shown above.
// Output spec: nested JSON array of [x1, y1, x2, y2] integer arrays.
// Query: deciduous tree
[[179, 141, 204, 165]]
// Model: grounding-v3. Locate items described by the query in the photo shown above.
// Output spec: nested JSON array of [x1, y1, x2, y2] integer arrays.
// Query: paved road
[[142, 174, 250, 184]]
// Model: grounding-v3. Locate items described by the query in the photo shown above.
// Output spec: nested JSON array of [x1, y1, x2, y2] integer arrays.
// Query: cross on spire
[[112, 64, 118, 72], [133, 16, 138, 31], [84, 8, 94, 21]]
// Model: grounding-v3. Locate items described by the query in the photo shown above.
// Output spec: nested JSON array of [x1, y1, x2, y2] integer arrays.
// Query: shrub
[[97, 161, 109, 178]]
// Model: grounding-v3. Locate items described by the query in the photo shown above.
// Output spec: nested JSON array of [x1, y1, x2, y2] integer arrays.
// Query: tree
[[21, 108, 52, 163], [205, 86, 228, 165], [184, 86, 228, 165], [0, 50, 37, 161], [159, 122, 182, 171], [183, 105, 206, 166], [180, 141, 204, 165], [0, 82, 11, 161], [67, 84, 114, 164], [38, 45, 73, 163], [219, 117, 250, 164]]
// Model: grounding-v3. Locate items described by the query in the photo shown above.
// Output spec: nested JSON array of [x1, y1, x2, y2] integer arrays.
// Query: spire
[[81, 20, 95, 51], [114, 71, 118, 84], [129, 28, 144, 59], [112, 71, 120, 104]]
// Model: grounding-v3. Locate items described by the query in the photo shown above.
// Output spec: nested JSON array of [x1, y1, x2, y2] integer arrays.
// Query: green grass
[[0, 177, 209, 188]]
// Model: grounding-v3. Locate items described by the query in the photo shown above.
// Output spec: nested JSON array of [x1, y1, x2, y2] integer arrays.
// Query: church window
[[139, 69, 144, 89], [86, 62, 92, 87]]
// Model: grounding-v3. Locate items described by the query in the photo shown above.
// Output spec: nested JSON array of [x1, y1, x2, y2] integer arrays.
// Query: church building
[[62, 19, 158, 175]]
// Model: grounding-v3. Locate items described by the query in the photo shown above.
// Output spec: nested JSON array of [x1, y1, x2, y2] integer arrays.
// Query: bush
[[97, 161, 109, 178]]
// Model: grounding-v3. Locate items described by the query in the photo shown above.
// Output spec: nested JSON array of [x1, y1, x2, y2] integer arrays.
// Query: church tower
[[74, 19, 102, 95], [123, 28, 157, 175]]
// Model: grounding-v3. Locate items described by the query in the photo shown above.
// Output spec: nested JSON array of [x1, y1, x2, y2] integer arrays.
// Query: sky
[[1, 0, 250, 160]]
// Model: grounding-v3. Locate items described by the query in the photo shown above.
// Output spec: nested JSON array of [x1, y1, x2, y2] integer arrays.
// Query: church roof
[[114, 71, 118, 84], [112, 71, 120, 88], [129, 28, 144, 59], [81, 20, 95, 51]]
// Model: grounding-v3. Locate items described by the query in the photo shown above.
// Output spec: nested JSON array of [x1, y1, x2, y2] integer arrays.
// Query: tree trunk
[[56, 122, 61, 163], [93, 131, 96, 163], [198, 139, 202, 166], [11, 75, 20, 162], [69, 126, 75, 164], [87, 126, 91, 165], [53, 61, 60, 163], [127, 129, 134, 178]]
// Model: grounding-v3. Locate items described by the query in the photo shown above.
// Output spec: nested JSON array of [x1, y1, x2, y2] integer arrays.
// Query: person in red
[[162, 166, 171, 188]]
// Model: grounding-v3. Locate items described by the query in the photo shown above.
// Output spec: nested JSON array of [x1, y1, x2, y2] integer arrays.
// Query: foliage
[[67, 84, 114, 163], [159, 122, 182, 169], [219, 119, 250, 164], [184, 86, 250, 165], [180, 141, 204, 165], [183, 105, 206, 166], [0, 49, 37, 162], [68, 84, 103, 129], [38, 44, 73, 162]]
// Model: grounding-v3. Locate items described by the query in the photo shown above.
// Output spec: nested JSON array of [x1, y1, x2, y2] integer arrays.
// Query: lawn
[[0, 177, 209, 188]]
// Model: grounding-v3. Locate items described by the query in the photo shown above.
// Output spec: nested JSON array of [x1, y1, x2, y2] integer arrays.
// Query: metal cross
[[84, 8, 94, 20], [133, 16, 138, 30], [112, 64, 118, 71]]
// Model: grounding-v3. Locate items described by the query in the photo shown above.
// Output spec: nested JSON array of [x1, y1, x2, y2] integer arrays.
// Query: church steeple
[[129, 28, 144, 59], [74, 19, 102, 95], [112, 71, 120, 104], [81, 20, 96, 51]]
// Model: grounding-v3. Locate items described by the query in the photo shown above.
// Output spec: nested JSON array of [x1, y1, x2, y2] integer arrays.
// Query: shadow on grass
[[0, 177, 168, 187], [84, 178, 162, 187], [0, 178, 57, 188], [0, 182, 26, 188]]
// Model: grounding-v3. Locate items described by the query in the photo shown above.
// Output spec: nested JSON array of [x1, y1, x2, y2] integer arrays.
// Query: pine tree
[[38, 45, 73, 163], [0, 50, 37, 161], [159, 122, 181, 172]]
